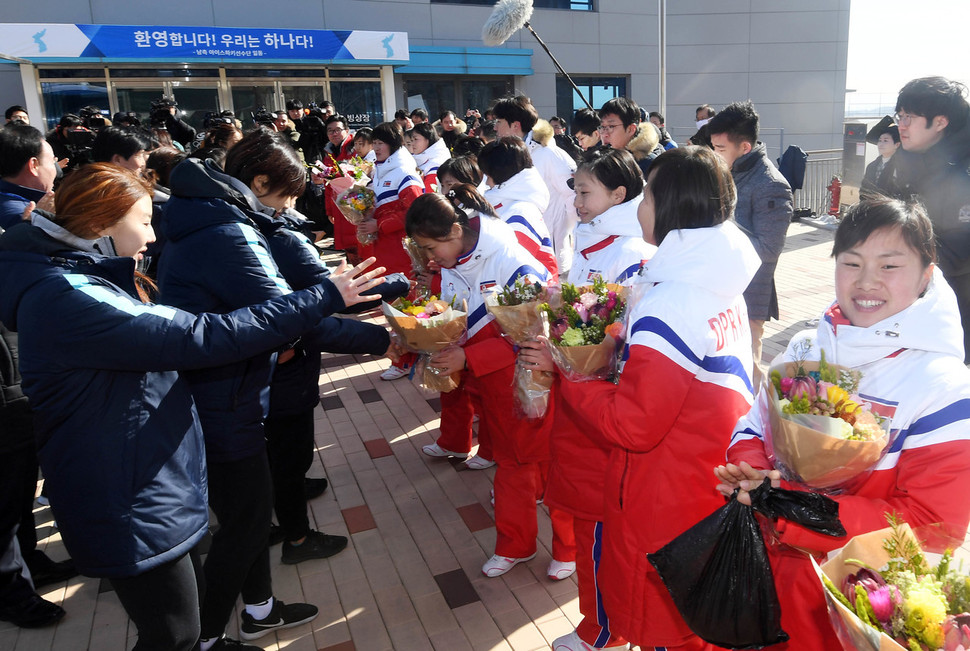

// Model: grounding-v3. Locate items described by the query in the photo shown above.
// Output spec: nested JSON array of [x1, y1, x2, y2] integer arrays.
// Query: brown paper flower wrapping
[[765, 362, 891, 491], [814, 525, 918, 651], [402, 237, 429, 277], [381, 300, 467, 354], [381, 300, 467, 393], [484, 292, 553, 417], [549, 335, 620, 382]]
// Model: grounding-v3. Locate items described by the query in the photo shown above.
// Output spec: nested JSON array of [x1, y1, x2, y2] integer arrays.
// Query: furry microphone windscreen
[[482, 0, 534, 46]]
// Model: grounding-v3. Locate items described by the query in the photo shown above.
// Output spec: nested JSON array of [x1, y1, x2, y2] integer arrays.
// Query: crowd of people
[[0, 74, 969, 651]]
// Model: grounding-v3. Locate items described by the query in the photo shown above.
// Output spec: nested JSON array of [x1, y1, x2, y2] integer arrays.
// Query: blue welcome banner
[[0, 23, 409, 62]]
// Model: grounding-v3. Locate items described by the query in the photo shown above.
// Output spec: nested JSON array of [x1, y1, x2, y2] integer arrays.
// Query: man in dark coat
[[890, 77, 970, 361], [709, 100, 793, 386]]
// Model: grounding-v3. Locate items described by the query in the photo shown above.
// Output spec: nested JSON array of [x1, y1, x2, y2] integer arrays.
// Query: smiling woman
[[719, 197, 970, 650]]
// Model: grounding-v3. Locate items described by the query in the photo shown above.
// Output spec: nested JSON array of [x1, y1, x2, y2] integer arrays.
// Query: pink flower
[[579, 292, 599, 310], [550, 318, 569, 340], [606, 295, 617, 311], [944, 614, 970, 651], [574, 303, 589, 322], [779, 377, 794, 394], [789, 376, 817, 401]]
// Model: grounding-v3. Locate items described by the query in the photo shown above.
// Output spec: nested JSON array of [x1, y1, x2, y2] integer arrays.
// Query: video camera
[[150, 97, 178, 128], [203, 111, 234, 129], [251, 107, 276, 127], [79, 105, 107, 130]]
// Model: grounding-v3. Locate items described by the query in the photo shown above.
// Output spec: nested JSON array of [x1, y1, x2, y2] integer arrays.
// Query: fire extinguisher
[[826, 176, 842, 216]]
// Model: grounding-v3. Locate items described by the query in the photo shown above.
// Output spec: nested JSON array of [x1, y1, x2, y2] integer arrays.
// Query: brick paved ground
[[4, 221, 968, 651]]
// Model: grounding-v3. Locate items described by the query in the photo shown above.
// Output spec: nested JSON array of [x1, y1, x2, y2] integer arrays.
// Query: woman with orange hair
[[0, 163, 384, 650]]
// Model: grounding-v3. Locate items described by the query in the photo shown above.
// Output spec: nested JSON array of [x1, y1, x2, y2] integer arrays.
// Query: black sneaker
[[268, 524, 286, 546], [207, 637, 262, 650], [0, 594, 66, 628], [280, 530, 348, 565], [304, 477, 329, 500], [239, 599, 318, 641]]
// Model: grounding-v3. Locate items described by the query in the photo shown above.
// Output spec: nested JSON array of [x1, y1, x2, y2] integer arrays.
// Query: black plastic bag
[[647, 479, 845, 649]]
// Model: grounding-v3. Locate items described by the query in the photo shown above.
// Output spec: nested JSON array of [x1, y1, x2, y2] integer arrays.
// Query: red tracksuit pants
[[574, 519, 628, 648], [434, 380, 491, 460], [494, 460, 575, 561]]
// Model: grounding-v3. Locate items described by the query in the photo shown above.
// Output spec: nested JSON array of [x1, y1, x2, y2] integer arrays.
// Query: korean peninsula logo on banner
[[0, 23, 409, 62]]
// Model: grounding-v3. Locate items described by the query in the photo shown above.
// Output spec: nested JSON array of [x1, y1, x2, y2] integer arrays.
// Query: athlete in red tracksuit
[[718, 206, 970, 650], [523, 147, 761, 649], [532, 149, 655, 650], [324, 130, 357, 253], [357, 143, 423, 277], [426, 177, 560, 468], [553, 219, 759, 650], [406, 187, 573, 577]]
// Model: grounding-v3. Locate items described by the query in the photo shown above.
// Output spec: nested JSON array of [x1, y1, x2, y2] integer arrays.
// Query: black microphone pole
[[522, 21, 594, 111]]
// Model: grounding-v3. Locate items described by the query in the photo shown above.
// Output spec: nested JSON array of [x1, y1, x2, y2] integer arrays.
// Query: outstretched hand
[[329, 257, 386, 307], [713, 461, 781, 506]]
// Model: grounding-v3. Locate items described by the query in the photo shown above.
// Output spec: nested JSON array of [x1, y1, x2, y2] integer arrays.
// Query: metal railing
[[796, 148, 842, 217]]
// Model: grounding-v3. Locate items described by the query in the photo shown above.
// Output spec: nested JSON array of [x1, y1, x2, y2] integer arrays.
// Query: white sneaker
[[462, 455, 495, 470], [547, 559, 576, 581], [380, 365, 409, 381], [552, 630, 630, 651], [482, 552, 536, 578], [422, 443, 466, 459]]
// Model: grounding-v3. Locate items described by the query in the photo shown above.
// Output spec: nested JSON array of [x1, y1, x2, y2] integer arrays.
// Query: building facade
[[1, 0, 849, 156]]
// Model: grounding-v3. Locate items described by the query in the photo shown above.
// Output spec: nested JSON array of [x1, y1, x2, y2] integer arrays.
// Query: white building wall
[[1, 0, 849, 150]]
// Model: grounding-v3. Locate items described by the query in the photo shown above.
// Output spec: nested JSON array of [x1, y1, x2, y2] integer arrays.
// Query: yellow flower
[[825, 384, 860, 416], [903, 582, 947, 648]]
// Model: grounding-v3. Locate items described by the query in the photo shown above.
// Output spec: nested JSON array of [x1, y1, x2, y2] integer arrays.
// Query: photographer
[[151, 97, 196, 149], [46, 114, 92, 172]]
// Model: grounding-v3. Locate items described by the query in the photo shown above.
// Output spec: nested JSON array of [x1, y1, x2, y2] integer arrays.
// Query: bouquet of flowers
[[308, 155, 346, 181], [403, 237, 429, 279], [762, 339, 891, 491], [484, 277, 553, 419], [381, 295, 467, 393], [345, 155, 374, 180], [817, 514, 970, 651], [335, 184, 377, 245], [539, 278, 627, 382]]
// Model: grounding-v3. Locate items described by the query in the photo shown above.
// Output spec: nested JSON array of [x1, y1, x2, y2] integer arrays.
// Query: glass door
[[329, 81, 383, 129], [171, 83, 221, 134], [113, 83, 164, 126], [230, 84, 278, 130], [281, 84, 326, 113]]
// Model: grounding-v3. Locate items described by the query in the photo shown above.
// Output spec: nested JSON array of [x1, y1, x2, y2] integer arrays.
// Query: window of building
[[41, 82, 109, 129], [403, 76, 513, 124], [431, 0, 593, 8], [35, 65, 387, 130], [556, 75, 627, 121]]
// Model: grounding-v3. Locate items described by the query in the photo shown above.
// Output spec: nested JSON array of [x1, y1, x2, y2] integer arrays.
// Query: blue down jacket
[[159, 159, 391, 449], [0, 216, 348, 578]]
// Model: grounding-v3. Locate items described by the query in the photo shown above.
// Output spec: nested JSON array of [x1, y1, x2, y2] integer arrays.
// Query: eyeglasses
[[326, 127, 347, 134], [894, 112, 918, 127], [598, 123, 624, 133]]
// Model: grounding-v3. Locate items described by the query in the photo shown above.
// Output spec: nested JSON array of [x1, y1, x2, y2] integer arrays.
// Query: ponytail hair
[[404, 182, 491, 238], [444, 183, 496, 218]]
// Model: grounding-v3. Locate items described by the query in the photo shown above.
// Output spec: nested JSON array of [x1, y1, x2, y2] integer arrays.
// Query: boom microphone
[[480, 0, 593, 110], [482, 0, 534, 46]]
